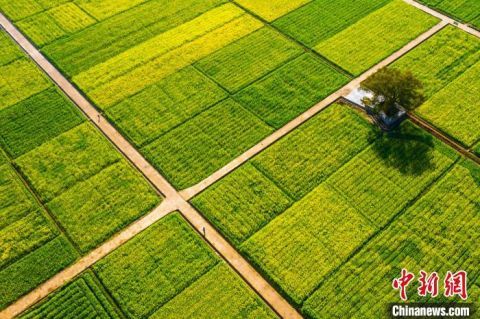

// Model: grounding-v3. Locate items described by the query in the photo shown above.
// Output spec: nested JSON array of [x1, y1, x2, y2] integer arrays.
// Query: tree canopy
[[361, 67, 425, 117]]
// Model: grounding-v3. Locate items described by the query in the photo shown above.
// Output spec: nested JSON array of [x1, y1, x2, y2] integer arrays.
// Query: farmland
[[192, 104, 464, 313], [392, 26, 480, 147], [1, 0, 364, 190], [0, 29, 160, 309], [1, 0, 479, 318], [314, 0, 438, 75], [93, 213, 277, 318], [303, 159, 479, 318], [15, 214, 277, 318], [418, 0, 480, 28], [20, 272, 121, 319]]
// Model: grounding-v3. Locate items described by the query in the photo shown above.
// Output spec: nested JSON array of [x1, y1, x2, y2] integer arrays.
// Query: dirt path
[[0, 13, 301, 319], [408, 114, 480, 165], [180, 20, 448, 200], [405, 0, 480, 38]]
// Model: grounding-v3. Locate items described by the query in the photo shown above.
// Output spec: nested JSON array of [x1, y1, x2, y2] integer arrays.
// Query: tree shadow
[[367, 125, 436, 176]]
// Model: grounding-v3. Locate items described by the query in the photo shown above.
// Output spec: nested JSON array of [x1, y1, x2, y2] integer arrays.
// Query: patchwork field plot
[[419, 0, 480, 28], [273, 0, 391, 47], [392, 26, 480, 147], [0, 164, 77, 310], [234, 0, 311, 22], [192, 104, 375, 248], [0, 29, 161, 309], [234, 53, 349, 128], [142, 99, 274, 189], [1, 0, 479, 317], [192, 103, 465, 313], [0, 88, 84, 158], [242, 184, 376, 305], [303, 159, 479, 318], [314, 0, 438, 75], [195, 26, 303, 93]]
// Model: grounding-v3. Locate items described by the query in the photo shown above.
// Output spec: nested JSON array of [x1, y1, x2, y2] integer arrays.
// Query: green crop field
[[20, 272, 121, 319], [234, 53, 350, 128], [0, 165, 77, 309], [315, 0, 439, 75], [303, 159, 479, 318], [393, 26, 480, 147], [0, 0, 354, 190], [274, 0, 391, 47], [1, 0, 479, 317], [419, 0, 480, 28], [233, 0, 311, 22], [142, 99, 274, 189]]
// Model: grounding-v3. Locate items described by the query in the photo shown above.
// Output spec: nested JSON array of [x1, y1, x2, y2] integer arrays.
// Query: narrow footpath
[[406, 0, 480, 38]]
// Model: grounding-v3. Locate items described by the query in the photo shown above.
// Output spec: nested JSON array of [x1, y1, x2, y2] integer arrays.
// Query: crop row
[[419, 0, 480, 28], [84, 9, 262, 107], [105, 66, 227, 147], [20, 272, 120, 319], [16, 3, 95, 46], [42, 0, 227, 76], [194, 26, 303, 93], [234, 0, 311, 22]]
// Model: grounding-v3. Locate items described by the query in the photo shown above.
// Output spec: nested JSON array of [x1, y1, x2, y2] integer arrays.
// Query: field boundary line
[[405, 0, 480, 38], [180, 20, 448, 200], [0, 14, 302, 319], [0, 199, 175, 319], [230, 1, 354, 78], [407, 113, 480, 165]]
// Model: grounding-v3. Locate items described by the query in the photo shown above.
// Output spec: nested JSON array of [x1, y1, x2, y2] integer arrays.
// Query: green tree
[[361, 67, 425, 117]]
